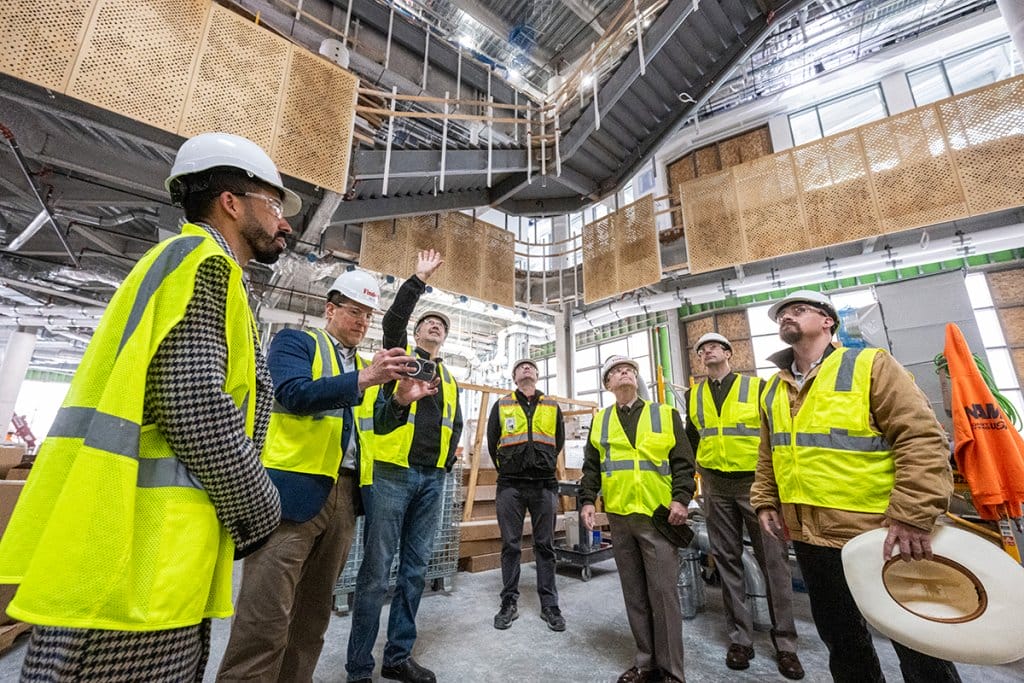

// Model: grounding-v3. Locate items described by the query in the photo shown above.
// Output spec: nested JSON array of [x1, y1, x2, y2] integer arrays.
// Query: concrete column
[[880, 71, 916, 115], [997, 0, 1024, 61], [553, 308, 576, 398], [664, 313, 686, 401], [0, 327, 38, 436], [768, 113, 794, 151]]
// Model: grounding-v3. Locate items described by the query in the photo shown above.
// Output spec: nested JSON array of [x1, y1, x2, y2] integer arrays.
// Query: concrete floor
[[2, 558, 1023, 682]]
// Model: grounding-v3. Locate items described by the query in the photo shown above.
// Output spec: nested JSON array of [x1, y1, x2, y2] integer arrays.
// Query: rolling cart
[[553, 480, 614, 581]]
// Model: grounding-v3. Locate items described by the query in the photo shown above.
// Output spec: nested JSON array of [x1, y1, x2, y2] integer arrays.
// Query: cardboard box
[[0, 480, 25, 626], [0, 444, 25, 479]]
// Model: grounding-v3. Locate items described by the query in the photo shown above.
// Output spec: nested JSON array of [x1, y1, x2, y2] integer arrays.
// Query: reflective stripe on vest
[[263, 327, 361, 479], [497, 396, 558, 449], [372, 347, 457, 469], [0, 224, 255, 630], [763, 347, 894, 513], [590, 401, 675, 516], [688, 374, 761, 472]]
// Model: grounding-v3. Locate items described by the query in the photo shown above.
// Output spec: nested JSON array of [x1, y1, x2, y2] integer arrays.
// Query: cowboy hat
[[842, 525, 1024, 665]]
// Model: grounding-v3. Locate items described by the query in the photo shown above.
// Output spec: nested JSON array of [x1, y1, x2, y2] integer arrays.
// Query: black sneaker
[[540, 605, 566, 631], [493, 598, 518, 629]]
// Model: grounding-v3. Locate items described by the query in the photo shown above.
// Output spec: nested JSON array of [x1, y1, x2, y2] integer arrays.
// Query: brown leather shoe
[[616, 666, 659, 683], [726, 644, 755, 670], [776, 651, 805, 680]]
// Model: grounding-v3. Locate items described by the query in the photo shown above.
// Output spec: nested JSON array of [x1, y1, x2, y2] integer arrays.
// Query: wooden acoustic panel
[[735, 152, 808, 261], [179, 4, 289, 148], [0, 0, 96, 91], [582, 196, 661, 304], [794, 131, 882, 247], [66, 0, 209, 132], [681, 171, 744, 274], [938, 77, 1024, 216], [986, 269, 1024, 308], [861, 106, 967, 233]]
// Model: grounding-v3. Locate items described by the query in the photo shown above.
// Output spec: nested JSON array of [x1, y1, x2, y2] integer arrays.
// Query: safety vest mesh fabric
[[496, 395, 558, 450], [762, 347, 894, 513], [372, 349, 459, 469], [0, 224, 256, 630], [589, 401, 675, 517], [262, 329, 367, 480], [688, 375, 762, 472]]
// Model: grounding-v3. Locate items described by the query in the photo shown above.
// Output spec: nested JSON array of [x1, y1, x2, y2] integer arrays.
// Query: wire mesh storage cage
[[333, 461, 464, 612]]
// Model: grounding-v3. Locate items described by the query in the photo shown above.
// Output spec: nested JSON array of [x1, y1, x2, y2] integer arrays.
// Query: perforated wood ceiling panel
[[582, 196, 661, 304], [681, 172, 744, 274], [861, 107, 967, 233], [479, 223, 515, 308], [695, 146, 722, 175], [273, 49, 358, 192], [938, 78, 1024, 216], [735, 153, 807, 261], [794, 132, 881, 248], [359, 214, 514, 308], [0, 0, 96, 91], [582, 214, 616, 304], [67, 0, 208, 132], [668, 155, 696, 194], [180, 4, 289, 147]]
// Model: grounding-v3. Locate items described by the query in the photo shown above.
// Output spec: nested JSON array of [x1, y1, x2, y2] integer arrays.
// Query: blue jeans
[[346, 462, 444, 680]]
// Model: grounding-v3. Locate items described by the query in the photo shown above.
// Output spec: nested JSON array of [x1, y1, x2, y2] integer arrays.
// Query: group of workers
[[0, 132, 961, 683]]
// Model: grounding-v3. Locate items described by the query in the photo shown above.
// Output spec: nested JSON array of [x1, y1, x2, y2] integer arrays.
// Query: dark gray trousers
[[496, 482, 559, 608]]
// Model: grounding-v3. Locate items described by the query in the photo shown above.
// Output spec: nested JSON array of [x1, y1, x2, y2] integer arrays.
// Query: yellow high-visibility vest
[[762, 347, 894, 513], [372, 349, 458, 469], [688, 375, 762, 472], [590, 401, 676, 516], [262, 328, 369, 479], [496, 395, 558, 450], [0, 224, 257, 630]]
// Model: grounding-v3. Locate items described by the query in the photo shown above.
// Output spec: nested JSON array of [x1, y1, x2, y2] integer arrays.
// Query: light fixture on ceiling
[[458, 34, 476, 50], [581, 74, 594, 88]]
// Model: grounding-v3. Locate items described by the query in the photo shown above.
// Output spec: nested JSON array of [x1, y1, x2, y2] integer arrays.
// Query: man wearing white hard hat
[[684, 332, 803, 679], [487, 358, 566, 632], [219, 267, 420, 681], [579, 356, 695, 683], [347, 250, 462, 683], [750, 290, 960, 682], [0, 132, 295, 680]]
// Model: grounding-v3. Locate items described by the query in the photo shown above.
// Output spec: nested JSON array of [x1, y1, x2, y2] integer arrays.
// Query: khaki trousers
[[218, 472, 358, 682], [609, 512, 686, 682], [703, 471, 798, 653]]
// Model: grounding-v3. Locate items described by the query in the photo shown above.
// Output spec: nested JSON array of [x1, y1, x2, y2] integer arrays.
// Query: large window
[[789, 86, 888, 146], [965, 274, 1024, 431], [575, 332, 652, 407], [909, 39, 1022, 107]]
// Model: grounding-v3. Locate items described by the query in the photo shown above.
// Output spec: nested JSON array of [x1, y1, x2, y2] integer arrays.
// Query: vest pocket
[[149, 499, 219, 622]]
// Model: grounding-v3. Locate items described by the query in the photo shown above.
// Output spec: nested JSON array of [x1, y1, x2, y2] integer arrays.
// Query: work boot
[[493, 597, 518, 629], [540, 605, 566, 631], [381, 657, 436, 683]]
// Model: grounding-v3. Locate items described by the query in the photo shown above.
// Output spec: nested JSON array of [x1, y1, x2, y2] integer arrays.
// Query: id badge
[[505, 416, 516, 432]]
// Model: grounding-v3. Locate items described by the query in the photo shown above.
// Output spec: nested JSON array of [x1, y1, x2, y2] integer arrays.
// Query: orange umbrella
[[944, 323, 1024, 522]]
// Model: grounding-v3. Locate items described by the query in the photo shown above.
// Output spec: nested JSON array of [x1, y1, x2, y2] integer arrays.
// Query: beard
[[780, 323, 802, 344], [241, 219, 287, 264]]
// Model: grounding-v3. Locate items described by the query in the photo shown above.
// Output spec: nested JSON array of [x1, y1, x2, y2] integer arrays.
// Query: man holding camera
[[487, 358, 566, 632], [346, 250, 463, 683], [219, 269, 417, 681]]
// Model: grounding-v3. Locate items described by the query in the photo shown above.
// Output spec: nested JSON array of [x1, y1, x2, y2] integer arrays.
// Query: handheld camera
[[404, 358, 437, 382]]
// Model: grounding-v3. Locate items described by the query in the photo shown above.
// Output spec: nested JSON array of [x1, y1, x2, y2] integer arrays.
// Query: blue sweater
[[265, 327, 363, 522]]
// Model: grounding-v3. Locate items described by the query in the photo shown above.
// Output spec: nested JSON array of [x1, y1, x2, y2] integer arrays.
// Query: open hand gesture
[[415, 249, 444, 283]]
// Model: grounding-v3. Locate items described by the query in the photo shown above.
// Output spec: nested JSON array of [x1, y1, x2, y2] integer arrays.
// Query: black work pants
[[496, 482, 559, 608], [793, 540, 961, 683]]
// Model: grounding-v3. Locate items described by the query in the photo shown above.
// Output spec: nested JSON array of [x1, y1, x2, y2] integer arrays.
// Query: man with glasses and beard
[[1, 132, 294, 680], [218, 267, 422, 681], [751, 290, 960, 683]]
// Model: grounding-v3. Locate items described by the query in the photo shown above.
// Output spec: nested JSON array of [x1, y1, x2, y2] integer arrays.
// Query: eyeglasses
[[778, 304, 826, 320], [239, 192, 284, 219], [696, 343, 726, 356], [332, 303, 374, 322]]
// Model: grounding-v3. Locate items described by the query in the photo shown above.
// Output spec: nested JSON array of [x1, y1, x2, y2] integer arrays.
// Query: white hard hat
[[165, 132, 302, 216], [511, 358, 538, 378], [415, 310, 450, 333], [767, 289, 839, 329], [328, 269, 381, 310], [601, 355, 640, 386], [695, 332, 732, 352]]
